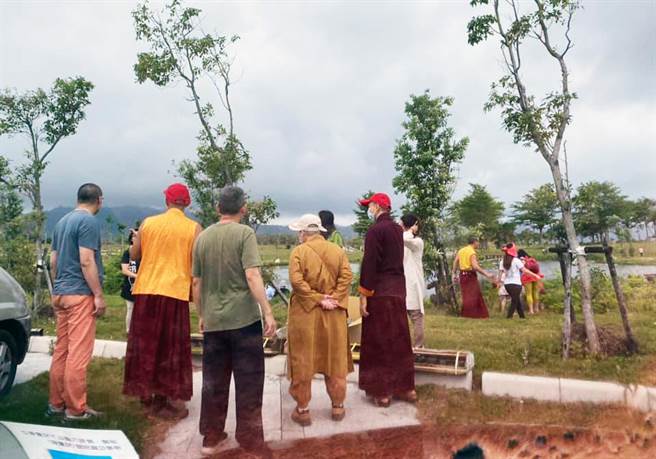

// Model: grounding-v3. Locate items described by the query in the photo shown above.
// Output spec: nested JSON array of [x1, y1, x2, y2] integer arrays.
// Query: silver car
[[0, 267, 31, 397]]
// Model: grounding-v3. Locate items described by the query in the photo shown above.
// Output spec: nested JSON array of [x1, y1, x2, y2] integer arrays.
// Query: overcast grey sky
[[1, 0, 654, 224]]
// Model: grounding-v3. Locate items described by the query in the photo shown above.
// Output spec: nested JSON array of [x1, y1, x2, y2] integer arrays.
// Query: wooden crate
[[413, 348, 474, 376], [350, 345, 474, 377]]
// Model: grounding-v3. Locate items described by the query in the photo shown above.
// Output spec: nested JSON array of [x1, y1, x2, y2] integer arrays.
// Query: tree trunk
[[433, 234, 449, 305], [443, 251, 459, 309], [549, 160, 601, 354], [561, 251, 573, 358], [32, 181, 46, 316], [603, 242, 639, 353]]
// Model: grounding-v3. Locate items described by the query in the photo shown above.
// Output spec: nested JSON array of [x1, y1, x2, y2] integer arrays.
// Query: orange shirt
[[132, 208, 198, 301]]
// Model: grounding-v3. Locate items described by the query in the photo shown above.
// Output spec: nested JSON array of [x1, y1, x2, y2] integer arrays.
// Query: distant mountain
[[45, 206, 163, 237], [45, 206, 356, 239]]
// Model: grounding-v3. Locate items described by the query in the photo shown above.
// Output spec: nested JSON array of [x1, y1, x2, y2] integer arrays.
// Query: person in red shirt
[[357, 193, 416, 408], [517, 249, 543, 314]]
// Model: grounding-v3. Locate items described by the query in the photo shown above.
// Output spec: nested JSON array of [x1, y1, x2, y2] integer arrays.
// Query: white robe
[[403, 230, 425, 314]]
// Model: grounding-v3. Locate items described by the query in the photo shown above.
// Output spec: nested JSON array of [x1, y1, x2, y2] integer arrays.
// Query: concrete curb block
[[29, 336, 128, 359], [482, 371, 655, 413], [30, 338, 474, 390]]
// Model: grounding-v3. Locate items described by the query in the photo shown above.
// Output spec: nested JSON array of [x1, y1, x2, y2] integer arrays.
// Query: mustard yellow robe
[[287, 234, 354, 381]]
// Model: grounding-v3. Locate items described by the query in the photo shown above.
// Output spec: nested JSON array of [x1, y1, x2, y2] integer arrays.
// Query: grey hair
[[217, 186, 246, 215]]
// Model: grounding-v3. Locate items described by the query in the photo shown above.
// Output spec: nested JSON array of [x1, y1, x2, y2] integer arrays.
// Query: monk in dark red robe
[[451, 237, 497, 319], [357, 193, 416, 407]]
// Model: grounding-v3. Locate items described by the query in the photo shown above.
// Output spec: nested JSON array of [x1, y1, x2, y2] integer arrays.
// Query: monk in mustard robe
[[287, 214, 354, 426]]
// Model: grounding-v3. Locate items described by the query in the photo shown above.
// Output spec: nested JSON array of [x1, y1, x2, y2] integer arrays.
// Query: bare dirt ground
[[212, 422, 656, 458]]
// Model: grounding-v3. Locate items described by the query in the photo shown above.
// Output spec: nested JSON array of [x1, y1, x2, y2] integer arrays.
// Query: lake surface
[[271, 261, 656, 293]]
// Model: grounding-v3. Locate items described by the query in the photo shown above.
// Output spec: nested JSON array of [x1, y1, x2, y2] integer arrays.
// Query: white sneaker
[[65, 407, 103, 421], [201, 432, 228, 456]]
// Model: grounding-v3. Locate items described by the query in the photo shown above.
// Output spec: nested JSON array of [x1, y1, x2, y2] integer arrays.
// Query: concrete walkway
[[14, 353, 52, 386], [155, 356, 419, 458]]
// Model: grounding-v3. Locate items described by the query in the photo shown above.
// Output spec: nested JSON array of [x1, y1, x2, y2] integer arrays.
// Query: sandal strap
[[332, 404, 344, 409], [296, 407, 310, 414]]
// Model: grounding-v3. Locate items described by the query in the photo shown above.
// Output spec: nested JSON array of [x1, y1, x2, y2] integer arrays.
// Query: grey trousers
[[407, 309, 425, 348]]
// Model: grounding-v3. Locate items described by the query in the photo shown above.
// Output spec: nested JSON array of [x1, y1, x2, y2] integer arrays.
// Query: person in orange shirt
[[123, 183, 202, 419]]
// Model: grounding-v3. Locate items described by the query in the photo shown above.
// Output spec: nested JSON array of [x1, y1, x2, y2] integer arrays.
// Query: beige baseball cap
[[288, 214, 327, 232]]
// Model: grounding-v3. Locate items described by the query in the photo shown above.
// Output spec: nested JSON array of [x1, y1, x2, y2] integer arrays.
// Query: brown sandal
[[373, 396, 391, 408], [331, 404, 345, 421], [291, 407, 312, 426], [394, 390, 418, 403]]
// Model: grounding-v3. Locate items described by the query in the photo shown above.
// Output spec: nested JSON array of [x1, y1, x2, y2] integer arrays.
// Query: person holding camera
[[120, 229, 139, 333]]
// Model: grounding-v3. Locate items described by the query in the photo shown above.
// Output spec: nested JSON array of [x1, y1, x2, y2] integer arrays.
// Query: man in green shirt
[[192, 186, 276, 456]]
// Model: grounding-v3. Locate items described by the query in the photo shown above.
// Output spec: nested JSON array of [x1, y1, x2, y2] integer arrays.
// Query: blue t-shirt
[[52, 209, 104, 295]]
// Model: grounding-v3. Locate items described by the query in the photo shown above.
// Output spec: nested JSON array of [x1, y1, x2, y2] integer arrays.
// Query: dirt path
[[213, 422, 656, 458]]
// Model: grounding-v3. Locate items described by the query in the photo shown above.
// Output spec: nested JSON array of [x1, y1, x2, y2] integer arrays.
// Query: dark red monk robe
[[358, 213, 415, 398], [459, 271, 489, 319]]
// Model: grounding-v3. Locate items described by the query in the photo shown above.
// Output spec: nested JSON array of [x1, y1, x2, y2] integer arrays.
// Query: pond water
[[271, 261, 656, 293]]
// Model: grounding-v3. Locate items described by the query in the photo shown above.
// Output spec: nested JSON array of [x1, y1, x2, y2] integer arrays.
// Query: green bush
[[103, 252, 124, 295], [0, 237, 37, 294], [539, 272, 656, 315]]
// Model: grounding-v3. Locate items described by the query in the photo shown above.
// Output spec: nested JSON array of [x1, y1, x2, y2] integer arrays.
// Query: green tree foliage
[[352, 191, 374, 241], [632, 197, 656, 239], [452, 184, 504, 245], [0, 156, 22, 239], [391, 91, 468, 304], [512, 183, 559, 244], [467, 0, 603, 355], [0, 157, 35, 293], [0, 77, 93, 311], [243, 196, 280, 233], [573, 181, 631, 243], [392, 91, 468, 243], [132, 0, 267, 228]]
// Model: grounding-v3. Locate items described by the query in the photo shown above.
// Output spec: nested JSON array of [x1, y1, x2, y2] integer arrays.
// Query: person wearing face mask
[[286, 214, 354, 426], [357, 193, 416, 408]]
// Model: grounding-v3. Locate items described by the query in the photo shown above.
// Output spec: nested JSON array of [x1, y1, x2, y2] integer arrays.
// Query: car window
[[0, 268, 26, 303]]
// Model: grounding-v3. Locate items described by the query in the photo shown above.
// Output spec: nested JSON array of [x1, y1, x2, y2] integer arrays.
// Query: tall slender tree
[[392, 91, 468, 303], [467, 0, 601, 355], [0, 77, 94, 312], [132, 0, 275, 229]]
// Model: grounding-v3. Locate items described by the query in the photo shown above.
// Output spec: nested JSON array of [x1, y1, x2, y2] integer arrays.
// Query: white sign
[[0, 421, 139, 459]]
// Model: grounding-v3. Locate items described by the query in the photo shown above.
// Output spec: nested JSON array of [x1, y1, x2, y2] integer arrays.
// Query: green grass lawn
[[422, 307, 656, 385], [33, 281, 656, 387], [0, 359, 151, 453]]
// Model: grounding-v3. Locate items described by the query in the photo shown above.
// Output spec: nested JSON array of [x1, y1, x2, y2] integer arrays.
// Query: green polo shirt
[[192, 222, 262, 332]]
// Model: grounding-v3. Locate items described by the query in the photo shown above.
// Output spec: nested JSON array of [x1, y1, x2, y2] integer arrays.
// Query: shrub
[[103, 251, 124, 295]]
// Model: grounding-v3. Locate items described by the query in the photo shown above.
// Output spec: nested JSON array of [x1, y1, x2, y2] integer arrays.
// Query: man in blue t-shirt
[[47, 183, 106, 421]]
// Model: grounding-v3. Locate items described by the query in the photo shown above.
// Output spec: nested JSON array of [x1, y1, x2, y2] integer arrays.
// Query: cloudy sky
[[1, 0, 654, 224]]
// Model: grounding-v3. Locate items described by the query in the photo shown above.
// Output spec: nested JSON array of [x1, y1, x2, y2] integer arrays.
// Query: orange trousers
[[49, 295, 96, 415], [289, 376, 347, 408]]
